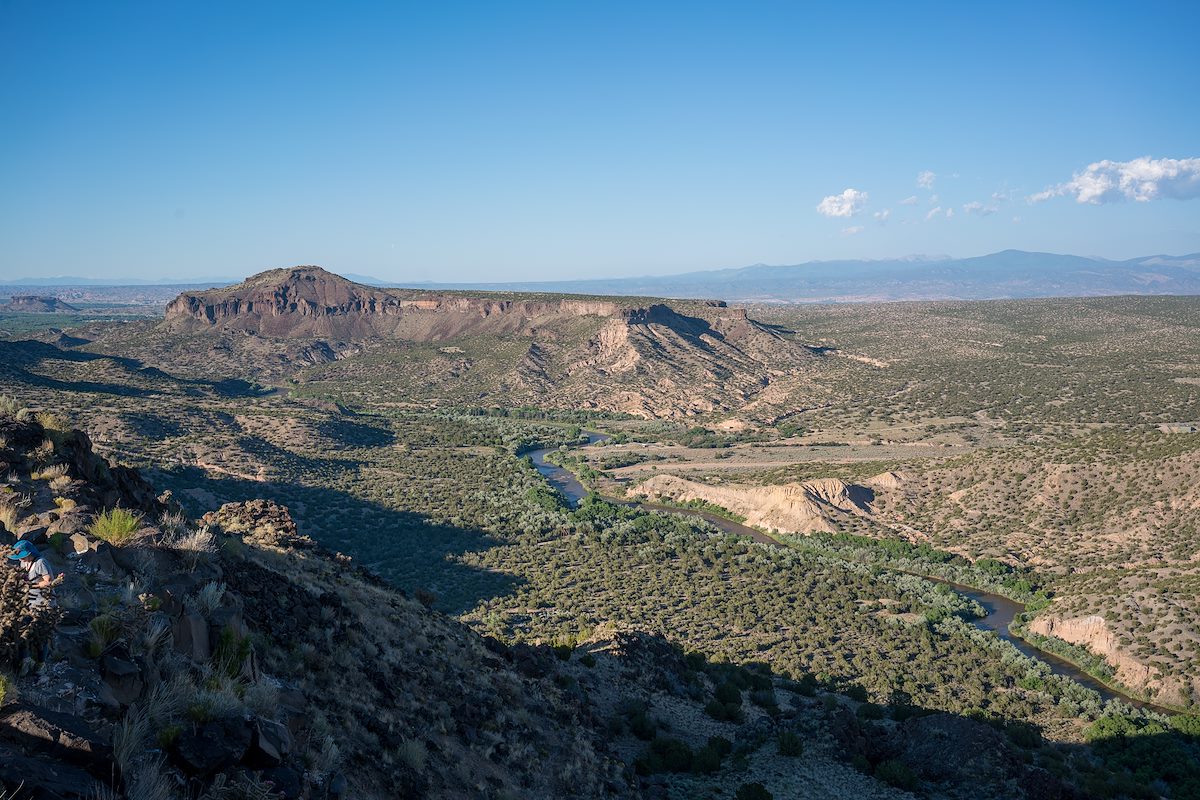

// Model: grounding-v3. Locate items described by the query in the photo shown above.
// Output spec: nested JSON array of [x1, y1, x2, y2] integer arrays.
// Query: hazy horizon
[[4, 246, 1200, 288]]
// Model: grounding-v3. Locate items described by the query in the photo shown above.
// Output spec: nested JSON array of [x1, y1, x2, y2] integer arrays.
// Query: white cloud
[[945, 208, 955, 219], [917, 170, 936, 189], [1030, 156, 1200, 204], [873, 209, 891, 223], [1012, 216, 1022, 223], [925, 206, 942, 220], [991, 190, 1011, 202], [963, 201, 997, 216], [842, 225, 865, 236], [899, 195, 919, 206], [817, 188, 868, 217], [928, 194, 939, 205]]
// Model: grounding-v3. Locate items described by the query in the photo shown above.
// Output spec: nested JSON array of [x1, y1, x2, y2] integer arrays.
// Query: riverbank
[[527, 430, 1181, 714]]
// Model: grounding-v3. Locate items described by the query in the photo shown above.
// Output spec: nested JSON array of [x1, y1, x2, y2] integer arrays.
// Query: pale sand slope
[[632, 473, 900, 534]]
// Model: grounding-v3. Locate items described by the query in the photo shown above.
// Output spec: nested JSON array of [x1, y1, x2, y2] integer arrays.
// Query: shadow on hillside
[[160, 465, 522, 615], [0, 340, 274, 401], [545, 630, 1197, 800]]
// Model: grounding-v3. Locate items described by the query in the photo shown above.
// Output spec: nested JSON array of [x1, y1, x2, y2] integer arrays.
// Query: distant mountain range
[[4, 251, 1199, 302], [401, 250, 1200, 302], [0, 275, 243, 287]]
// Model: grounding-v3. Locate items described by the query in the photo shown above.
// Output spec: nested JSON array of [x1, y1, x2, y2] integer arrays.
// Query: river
[[528, 432, 1166, 712]]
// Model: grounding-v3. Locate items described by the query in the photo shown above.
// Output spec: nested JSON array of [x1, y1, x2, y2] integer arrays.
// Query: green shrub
[[213, 625, 252, 678], [1170, 715, 1200, 737], [692, 743, 723, 774], [875, 759, 918, 790], [649, 736, 693, 772], [636, 736, 694, 774], [715, 681, 742, 705], [735, 782, 772, 800], [693, 738, 731, 775], [628, 709, 657, 740], [0, 673, 13, 706], [186, 700, 214, 723], [88, 508, 142, 545], [856, 702, 885, 720], [750, 688, 778, 709], [156, 724, 182, 748], [705, 699, 744, 723], [86, 613, 122, 658], [47, 532, 68, 555], [1017, 674, 1046, 691], [1005, 720, 1042, 749], [707, 736, 732, 757], [778, 730, 803, 757]]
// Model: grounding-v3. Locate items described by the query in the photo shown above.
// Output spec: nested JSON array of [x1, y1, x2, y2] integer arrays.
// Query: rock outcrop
[[1027, 614, 1167, 699], [633, 474, 878, 533]]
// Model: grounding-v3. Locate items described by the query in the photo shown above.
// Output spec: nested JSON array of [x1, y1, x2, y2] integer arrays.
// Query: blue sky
[[2, 1, 1198, 282]]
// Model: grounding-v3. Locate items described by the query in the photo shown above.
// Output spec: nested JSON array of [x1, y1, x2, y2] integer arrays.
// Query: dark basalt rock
[[259, 765, 302, 798], [0, 741, 102, 798], [0, 702, 110, 772], [101, 654, 144, 706], [174, 717, 253, 776]]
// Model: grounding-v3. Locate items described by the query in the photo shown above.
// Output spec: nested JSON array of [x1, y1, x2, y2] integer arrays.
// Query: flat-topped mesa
[[161, 266, 746, 341], [1, 295, 80, 313], [163, 267, 400, 327]]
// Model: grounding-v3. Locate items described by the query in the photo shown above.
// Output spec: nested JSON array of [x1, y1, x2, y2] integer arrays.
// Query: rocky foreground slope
[[0, 402, 1093, 799]]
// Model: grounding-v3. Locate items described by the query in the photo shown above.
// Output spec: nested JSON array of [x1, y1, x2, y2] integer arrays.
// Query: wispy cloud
[[917, 170, 936, 189], [816, 188, 868, 217], [925, 206, 943, 220], [873, 209, 891, 223], [963, 200, 997, 216], [899, 195, 919, 206], [1030, 156, 1200, 204], [842, 225, 865, 236]]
